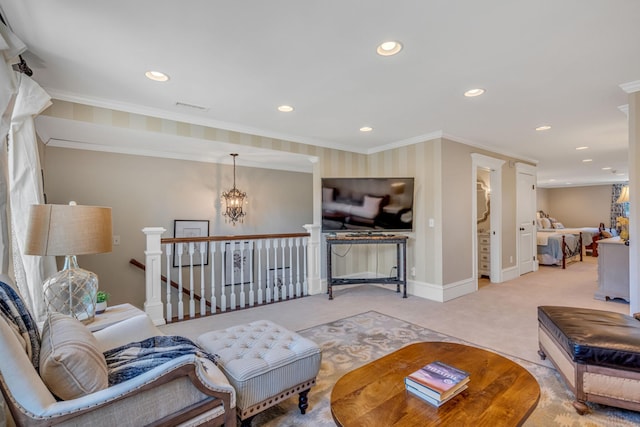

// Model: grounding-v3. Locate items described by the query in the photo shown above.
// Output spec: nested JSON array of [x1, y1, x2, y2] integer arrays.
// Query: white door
[[517, 167, 536, 275]]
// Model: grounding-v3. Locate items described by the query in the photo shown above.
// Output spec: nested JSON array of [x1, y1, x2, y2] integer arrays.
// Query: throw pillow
[[552, 222, 565, 229], [540, 217, 552, 229], [40, 312, 108, 400]]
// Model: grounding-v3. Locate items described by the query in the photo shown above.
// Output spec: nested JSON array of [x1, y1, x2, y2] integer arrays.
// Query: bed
[[537, 230, 583, 268]]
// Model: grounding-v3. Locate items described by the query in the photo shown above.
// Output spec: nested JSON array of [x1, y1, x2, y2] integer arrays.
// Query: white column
[[142, 227, 167, 325], [303, 223, 322, 295], [621, 81, 640, 314]]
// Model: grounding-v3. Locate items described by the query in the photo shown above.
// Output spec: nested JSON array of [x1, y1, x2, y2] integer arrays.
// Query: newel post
[[303, 223, 322, 295], [142, 227, 167, 325]]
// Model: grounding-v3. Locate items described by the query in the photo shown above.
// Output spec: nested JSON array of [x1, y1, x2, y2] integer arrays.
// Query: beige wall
[[40, 100, 536, 304], [544, 185, 612, 228], [537, 187, 550, 214], [42, 147, 313, 308]]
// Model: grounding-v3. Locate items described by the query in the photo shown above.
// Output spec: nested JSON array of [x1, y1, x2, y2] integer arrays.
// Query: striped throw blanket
[[104, 335, 220, 386], [0, 280, 40, 371]]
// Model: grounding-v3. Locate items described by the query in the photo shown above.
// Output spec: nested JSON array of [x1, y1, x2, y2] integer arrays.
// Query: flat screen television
[[321, 177, 415, 233]]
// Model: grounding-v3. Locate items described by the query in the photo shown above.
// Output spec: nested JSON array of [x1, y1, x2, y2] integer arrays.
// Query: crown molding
[[620, 80, 640, 94], [442, 133, 538, 165]]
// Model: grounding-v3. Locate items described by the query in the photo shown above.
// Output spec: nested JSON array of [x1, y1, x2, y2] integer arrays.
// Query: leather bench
[[197, 320, 321, 426], [537, 306, 640, 414]]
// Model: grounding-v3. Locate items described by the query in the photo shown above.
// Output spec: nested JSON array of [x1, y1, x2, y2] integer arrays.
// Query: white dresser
[[478, 232, 491, 277], [595, 237, 629, 302]]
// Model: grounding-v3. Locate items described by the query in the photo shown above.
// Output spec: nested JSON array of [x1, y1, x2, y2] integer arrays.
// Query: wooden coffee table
[[331, 342, 540, 426]]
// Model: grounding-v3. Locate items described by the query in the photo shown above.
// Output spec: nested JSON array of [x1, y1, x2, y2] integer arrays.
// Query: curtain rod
[[0, 10, 33, 76]]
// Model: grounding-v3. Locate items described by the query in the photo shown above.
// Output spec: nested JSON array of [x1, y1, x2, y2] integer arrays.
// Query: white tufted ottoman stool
[[197, 320, 321, 426]]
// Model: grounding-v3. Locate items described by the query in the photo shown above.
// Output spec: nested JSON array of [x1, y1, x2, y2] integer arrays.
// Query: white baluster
[[200, 242, 206, 315], [188, 242, 195, 318], [288, 238, 294, 298], [273, 239, 280, 301], [239, 241, 246, 308], [230, 242, 237, 310], [220, 241, 227, 312], [303, 237, 309, 295], [265, 239, 272, 303], [165, 243, 173, 322], [249, 241, 255, 307], [257, 240, 263, 305], [295, 238, 301, 297], [177, 242, 184, 320], [210, 242, 217, 314], [280, 238, 286, 300]]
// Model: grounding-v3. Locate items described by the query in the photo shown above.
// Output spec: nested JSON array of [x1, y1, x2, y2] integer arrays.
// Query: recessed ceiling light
[[549, 179, 556, 182], [145, 70, 169, 82], [278, 105, 294, 112], [376, 41, 403, 56], [582, 159, 593, 163], [360, 126, 373, 132], [602, 167, 612, 170], [464, 88, 485, 97], [575, 146, 589, 150], [535, 125, 551, 131]]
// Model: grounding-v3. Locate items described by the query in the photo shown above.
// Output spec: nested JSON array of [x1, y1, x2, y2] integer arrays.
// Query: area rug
[[252, 310, 640, 426]]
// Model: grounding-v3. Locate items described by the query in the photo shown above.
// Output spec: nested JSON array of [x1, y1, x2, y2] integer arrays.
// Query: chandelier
[[221, 153, 247, 225]]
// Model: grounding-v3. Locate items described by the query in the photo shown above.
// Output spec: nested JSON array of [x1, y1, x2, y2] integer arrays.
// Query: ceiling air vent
[[175, 101, 209, 112]]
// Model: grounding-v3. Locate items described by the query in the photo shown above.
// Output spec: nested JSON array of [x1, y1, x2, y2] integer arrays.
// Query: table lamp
[[25, 202, 112, 323]]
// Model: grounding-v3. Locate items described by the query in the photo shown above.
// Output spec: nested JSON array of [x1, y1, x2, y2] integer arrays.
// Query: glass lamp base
[[43, 267, 98, 324]]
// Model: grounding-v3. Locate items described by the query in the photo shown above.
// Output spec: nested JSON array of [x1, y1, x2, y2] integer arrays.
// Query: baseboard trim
[[502, 266, 520, 282]]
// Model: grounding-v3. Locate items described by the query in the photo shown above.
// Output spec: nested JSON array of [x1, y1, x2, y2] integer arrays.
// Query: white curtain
[[0, 21, 56, 321], [7, 74, 57, 321]]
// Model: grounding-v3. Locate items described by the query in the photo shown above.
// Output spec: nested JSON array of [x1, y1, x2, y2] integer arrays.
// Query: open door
[[516, 163, 537, 275]]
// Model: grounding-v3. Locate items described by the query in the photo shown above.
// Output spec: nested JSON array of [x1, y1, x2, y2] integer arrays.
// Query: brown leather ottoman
[[537, 306, 640, 414]]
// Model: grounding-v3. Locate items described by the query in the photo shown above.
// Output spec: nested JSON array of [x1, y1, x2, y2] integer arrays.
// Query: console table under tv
[[326, 234, 408, 299]]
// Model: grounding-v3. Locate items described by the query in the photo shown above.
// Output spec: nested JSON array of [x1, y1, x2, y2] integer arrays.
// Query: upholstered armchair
[[0, 274, 236, 427]]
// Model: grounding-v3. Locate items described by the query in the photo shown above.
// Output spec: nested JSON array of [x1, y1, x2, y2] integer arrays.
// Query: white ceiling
[[1, 0, 639, 187]]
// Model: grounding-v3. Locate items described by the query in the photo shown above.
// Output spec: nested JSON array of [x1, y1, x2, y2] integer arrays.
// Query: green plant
[[96, 291, 110, 303]]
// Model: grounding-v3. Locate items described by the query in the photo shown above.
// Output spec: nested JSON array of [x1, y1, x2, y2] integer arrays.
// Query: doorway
[[471, 154, 505, 284]]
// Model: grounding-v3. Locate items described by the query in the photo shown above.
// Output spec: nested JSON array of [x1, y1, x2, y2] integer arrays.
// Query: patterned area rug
[[253, 311, 640, 426]]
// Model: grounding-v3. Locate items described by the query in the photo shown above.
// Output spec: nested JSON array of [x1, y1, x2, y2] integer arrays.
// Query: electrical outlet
[[411, 266, 416, 277], [113, 235, 120, 246]]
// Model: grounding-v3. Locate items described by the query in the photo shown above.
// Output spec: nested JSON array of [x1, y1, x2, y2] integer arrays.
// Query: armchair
[[0, 274, 236, 427]]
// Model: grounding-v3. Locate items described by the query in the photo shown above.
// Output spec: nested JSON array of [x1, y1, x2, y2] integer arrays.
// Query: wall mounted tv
[[321, 177, 415, 233]]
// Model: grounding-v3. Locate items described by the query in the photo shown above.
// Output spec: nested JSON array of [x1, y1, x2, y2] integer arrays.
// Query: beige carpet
[[250, 311, 640, 426], [160, 256, 635, 423], [161, 256, 629, 365]]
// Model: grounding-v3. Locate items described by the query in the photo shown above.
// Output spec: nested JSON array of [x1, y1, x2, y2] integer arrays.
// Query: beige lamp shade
[[25, 203, 113, 256], [617, 185, 630, 204]]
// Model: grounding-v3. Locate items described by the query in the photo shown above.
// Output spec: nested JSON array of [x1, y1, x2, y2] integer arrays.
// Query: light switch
[[428, 218, 435, 228], [113, 235, 120, 246]]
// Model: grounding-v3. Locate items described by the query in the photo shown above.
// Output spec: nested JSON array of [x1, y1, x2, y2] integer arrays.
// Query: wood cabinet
[[595, 237, 629, 302], [478, 232, 491, 277]]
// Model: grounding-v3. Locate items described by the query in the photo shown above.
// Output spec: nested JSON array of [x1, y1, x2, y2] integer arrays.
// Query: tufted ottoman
[[197, 320, 322, 426]]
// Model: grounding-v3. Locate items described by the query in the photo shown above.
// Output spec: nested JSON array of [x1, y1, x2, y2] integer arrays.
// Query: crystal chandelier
[[221, 153, 247, 225]]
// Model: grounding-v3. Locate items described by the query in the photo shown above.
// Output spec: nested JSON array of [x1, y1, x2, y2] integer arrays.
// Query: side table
[[86, 303, 145, 332]]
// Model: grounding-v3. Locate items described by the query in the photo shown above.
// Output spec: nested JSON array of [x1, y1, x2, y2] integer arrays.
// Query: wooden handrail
[[161, 232, 309, 245], [129, 259, 211, 307]]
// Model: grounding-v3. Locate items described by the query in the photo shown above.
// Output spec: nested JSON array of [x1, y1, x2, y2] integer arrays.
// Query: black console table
[[326, 234, 408, 300]]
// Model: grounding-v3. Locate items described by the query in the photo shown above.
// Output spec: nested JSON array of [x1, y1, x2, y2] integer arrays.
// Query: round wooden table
[[330, 342, 540, 426]]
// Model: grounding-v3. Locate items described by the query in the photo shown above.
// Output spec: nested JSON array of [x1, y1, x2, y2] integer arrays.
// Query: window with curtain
[[610, 183, 629, 228]]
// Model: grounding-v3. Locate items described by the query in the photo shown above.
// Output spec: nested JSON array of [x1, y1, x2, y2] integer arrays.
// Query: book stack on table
[[404, 360, 470, 407]]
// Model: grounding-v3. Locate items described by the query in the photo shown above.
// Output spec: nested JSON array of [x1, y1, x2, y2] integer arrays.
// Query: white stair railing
[[141, 229, 319, 324]]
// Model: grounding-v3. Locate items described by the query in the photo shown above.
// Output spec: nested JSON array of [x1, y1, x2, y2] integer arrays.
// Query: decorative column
[[142, 227, 167, 325], [303, 223, 322, 295], [621, 81, 640, 314]]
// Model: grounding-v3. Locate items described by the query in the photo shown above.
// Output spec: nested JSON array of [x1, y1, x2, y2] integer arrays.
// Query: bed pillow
[[540, 217, 552, 229], [40, 312, 108, 400], [552, 222, 565, 229], [322, 187, 335, 202]]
